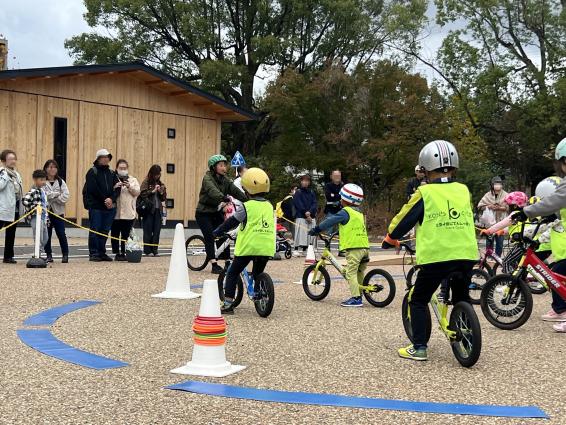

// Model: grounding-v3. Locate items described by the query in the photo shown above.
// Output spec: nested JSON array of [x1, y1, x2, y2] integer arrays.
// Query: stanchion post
[[27, 206, 47, 269]]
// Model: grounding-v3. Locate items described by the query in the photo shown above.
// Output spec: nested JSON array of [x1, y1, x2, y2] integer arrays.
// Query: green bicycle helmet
[[208, 154, 228, 169]]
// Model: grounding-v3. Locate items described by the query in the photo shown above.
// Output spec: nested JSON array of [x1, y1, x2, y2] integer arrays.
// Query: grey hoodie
[[524, 177, 566, 218]]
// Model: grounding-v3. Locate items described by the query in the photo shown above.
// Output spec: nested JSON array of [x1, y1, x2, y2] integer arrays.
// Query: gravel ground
[[0, 253, 563, 424]]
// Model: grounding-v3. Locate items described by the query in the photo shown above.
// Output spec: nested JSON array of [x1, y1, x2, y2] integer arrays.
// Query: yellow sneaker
[[398, 344, 428, 361]]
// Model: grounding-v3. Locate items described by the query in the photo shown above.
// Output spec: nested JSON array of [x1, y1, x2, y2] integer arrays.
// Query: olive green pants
[[344, 248, 370, 297]]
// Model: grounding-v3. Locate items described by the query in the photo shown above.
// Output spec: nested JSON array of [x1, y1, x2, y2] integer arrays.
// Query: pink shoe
[[553, 322, 566, 332], [541, 309, 566, 322]]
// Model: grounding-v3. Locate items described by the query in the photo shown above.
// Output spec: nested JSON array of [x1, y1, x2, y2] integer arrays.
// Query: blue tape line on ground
[[165, 381, 548, 419], [24, 300, 101, 326], [17, 329, 128, 370]]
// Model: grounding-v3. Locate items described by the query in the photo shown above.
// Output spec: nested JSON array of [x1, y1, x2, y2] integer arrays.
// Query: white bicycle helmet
[[535, 176, 562, 198], [339, 183, 364, 206], [418, 140, 459, 171]]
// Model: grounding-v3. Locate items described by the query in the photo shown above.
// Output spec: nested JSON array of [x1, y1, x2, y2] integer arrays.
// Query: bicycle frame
[[515, 248, 566, 299], [407, 286, 457, 341], [478, 237, 504, 269]]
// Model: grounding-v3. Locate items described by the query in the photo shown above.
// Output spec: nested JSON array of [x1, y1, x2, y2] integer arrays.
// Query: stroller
[[276, 223, 293, 259]]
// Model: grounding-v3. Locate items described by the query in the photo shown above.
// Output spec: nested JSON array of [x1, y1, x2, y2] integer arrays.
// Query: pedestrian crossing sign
[[231, 151, 246, 167]]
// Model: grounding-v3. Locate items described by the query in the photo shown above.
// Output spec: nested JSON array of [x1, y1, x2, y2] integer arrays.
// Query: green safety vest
[[234, 199, 276, 257], [551, 208, 566, 261], [416, 183, 478, 265], [338, 207, 370, 251]]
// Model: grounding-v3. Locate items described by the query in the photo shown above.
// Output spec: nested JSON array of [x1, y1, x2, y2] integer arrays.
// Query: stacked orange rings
[[192, 316, 227, 346]]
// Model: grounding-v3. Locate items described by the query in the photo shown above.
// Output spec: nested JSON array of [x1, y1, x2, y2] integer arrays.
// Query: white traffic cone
[[152, 223, 200, 299], [171, 279, 246, 377], [304, 244, 316, 267]]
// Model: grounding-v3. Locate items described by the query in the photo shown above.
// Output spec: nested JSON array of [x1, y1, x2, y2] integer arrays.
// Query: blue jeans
[[551, 259, 566, 314], [486, 234, 504, 257], [88, 208, 116, 257], [45, 213, 69, 256]]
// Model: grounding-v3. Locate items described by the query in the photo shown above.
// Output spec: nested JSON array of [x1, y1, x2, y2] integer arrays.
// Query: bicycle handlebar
[[400, 243, 415, 255]]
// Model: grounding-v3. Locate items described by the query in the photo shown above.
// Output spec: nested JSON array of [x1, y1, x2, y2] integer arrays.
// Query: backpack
[[136, 196, 153, 218], [82, 167, 97, 209], [275, 195, 292, 219]]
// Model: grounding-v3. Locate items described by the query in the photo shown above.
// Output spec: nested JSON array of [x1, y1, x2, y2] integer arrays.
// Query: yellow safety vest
[[338, 207, 370, 251], [551, 208, 566, 261], [234, 200, 276, 257], [416, 183, 478, 265]]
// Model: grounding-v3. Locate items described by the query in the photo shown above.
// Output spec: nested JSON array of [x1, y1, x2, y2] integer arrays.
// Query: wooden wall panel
[[36, 97, 80, 218], [77, 102, 118, 220], [0, 91, 38, 191], [152, 112, 186, 221], [116, 108, 153, 184]]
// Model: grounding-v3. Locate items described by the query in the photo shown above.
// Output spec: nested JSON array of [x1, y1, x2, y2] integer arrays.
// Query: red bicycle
[[480, 216, 566, 330]]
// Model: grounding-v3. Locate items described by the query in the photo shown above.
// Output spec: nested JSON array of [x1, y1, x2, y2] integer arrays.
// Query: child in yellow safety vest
[[213, 168, 276, 315], [383, 140, 478, 362], [308, 183, 370, 307]]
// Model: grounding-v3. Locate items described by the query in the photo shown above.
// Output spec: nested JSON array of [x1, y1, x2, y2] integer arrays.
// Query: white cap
[[95, 149, 112, 161], [415, 165, 422, 172]]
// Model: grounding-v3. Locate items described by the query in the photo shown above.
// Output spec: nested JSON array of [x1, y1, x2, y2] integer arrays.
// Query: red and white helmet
[[504, 191, 528, 208], [340, 183, 364, 206]]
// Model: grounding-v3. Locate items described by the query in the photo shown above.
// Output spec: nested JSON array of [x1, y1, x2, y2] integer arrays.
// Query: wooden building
[[0, 62, 256, 225]]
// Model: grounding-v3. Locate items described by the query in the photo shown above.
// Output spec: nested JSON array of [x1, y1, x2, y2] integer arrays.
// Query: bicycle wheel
[[302, 264, 331, 301], [449, 301, 482, 368], [480, 274, 533, 330], [405, 266, 418, 287], [362, 269, 396, 307], [254, 272, 275, 317], [185, 235, 208, 271], [401, 292, 431, 344], [469, 269, 490, 305], [217, 270, 244, 308], [284, 247, 292, 259]]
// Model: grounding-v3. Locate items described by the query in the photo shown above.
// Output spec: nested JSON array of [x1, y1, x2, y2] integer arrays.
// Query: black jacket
[[324, 182, 343, 214], [84, 163, 120, 210]]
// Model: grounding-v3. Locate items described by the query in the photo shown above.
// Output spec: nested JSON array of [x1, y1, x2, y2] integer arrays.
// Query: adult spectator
[[195, 154, 247, 274], [0, 149, 23, 264], [406, 165, 427, 200], [84, 149, 120, 262], [293, 174, 318, 257], [43, 159, 70, 263], [324, 170, 344, 217], [139, 165, 167, 256], [478, 176, 509, 257], [111, 159, 140, 261]]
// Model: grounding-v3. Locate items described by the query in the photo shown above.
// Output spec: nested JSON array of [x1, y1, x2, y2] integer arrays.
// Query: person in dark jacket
[[405, 165, 427, 200], [85, 149, 120, 262], [196, 154, 247, 274], [324, 170, 344, 215], [139, 164, 167, 256], [293, 174, 318, 256]]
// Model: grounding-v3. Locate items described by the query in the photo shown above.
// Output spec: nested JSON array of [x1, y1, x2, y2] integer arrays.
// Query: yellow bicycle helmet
[[241, 167, 270, 195]]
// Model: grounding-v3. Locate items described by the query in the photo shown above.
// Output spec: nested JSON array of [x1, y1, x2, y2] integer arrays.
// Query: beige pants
[[344, 248, 370, 297]]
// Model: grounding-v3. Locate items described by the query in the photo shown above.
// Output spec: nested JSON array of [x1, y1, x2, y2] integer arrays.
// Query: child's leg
[[251, 257, 269, 293], [356, 250, 370, 289], [344, 249, 363, 297], [224, 256, 251, 301], [40, 220, 49, 255]]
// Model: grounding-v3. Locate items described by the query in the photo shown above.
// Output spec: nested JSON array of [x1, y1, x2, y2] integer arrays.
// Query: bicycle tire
[[405, 266, 418, 287], [401, 292, 431, 344], [254, 272, 275, 317], [217, 270, 244, 308], [185, 235, 208, 271], [449, 301, 482, 368], [469, 269, 490, 305], [302, 264, 331, 301], [284, 248, 292, 259], [480, 274, 533, 330], [526, 276, 547, 295], [362, 269, 396, 308]]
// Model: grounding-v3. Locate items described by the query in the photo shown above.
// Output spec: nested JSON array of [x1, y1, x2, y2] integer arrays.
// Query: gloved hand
[[381, 234, 400, 250], [222, 195, 232, 203], [212, 228, 222, 238], [511, 209, 528, 223]]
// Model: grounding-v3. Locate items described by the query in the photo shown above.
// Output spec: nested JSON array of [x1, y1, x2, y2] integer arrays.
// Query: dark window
[[166, 199, 174, 209], [53, 117, 68, 180], [166, 163, 175, 174], [167, 128, 176, 139]]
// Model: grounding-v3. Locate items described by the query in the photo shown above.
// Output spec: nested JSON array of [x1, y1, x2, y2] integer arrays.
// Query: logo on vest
[[448, 200, 460, 220]]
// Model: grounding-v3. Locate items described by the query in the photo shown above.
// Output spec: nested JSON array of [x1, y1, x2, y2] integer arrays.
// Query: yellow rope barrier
[[0, 206, 39, 233], [46, 210, 171, 248]]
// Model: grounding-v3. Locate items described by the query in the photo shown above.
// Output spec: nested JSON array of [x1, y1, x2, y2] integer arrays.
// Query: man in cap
[[84, 149, 120, 261], [406, 165, 427, 200]]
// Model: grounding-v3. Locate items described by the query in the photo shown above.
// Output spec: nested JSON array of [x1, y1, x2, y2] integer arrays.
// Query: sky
[[0, 0, 450, 93]]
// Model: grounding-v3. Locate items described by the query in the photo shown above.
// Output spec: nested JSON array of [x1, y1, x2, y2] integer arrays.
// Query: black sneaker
[[89, 256, 102, 262], [115, 254, 127, 262], [61, 255, 69, 264], [99, 254, 113, 262], [221, 303, 235, 315], [211, 263, 223, 275], [46, 255, 54, 263]]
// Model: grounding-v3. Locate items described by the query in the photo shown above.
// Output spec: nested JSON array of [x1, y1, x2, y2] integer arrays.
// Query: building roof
[[0, 61, 259, 122]]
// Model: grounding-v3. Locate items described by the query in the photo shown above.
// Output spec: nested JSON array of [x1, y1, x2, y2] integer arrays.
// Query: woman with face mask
[[0, 150, 23, 264], [110, 159, 140, 261], [478, 176, 509, 257]]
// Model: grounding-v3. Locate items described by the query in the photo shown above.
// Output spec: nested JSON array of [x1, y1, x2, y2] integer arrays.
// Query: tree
[[66, 0, 427, 155]]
